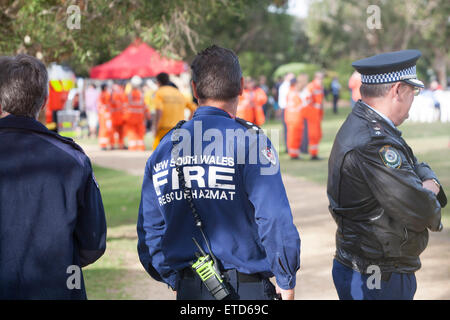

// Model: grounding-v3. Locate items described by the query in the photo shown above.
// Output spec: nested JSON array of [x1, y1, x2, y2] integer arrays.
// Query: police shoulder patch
[[379, 145, 402, 169]]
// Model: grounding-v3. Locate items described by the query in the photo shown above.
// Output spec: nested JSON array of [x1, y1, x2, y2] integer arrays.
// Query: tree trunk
[[433, 49, 448, 89]]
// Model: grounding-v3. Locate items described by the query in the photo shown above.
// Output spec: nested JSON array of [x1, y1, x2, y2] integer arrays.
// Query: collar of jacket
[[0, 114, 83, 151], [352, 100, 403, 137], [193, 106, 234, 119], [0, 114, 50, 133]]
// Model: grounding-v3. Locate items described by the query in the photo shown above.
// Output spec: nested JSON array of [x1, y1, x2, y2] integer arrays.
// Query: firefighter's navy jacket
[[137, 106, 300, 290], [0, 115, 107, 299]]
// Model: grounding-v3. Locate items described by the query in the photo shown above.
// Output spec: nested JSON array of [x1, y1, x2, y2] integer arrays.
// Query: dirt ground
[[83, 144, 450, 300]]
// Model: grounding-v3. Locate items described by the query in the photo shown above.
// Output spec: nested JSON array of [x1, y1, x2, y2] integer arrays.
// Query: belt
[[179, 267, 263, 283]]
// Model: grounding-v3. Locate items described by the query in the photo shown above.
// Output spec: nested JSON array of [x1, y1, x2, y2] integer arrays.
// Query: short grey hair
[[360, 83, 395, 98], [0, 54, 48, 118]]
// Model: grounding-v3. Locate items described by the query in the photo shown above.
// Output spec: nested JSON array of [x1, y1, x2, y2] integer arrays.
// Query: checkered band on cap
[[361, 66, 416, 84]]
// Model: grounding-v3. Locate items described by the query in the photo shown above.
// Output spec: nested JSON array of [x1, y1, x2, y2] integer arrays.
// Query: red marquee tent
[[90, 42, 186, 79]]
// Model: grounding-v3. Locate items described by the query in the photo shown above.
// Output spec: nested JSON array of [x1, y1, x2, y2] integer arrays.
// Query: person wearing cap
[[97, 83, 113, 150], [124, 76, 148, 151], [285, 74, 309, 159], [327, 50, 447, 300], [303, 72, 325, 160], [109, 83, 127, 150]]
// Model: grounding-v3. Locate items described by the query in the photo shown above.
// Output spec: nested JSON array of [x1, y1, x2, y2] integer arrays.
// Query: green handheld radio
[[172, 120, 230, 300], [191, 237, 230, 300]]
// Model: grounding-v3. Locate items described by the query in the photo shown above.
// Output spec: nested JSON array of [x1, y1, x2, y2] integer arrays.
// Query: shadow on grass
[[93, 165, 142, 228], [106, 234, 138, 242]]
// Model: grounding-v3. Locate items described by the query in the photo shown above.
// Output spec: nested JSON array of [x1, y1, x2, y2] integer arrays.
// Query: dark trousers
[[176, 269, 276, 300], [281, 109, 287, 153], [300, 119, 309, 154], [332, 94, 339, 113], [332, 259, 416, 300]]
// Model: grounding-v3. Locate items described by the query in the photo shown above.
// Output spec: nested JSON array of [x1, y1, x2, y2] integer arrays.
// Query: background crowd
[[46, 66, 449, 159]]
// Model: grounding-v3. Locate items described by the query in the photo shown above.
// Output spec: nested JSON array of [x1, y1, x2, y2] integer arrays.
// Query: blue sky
[[268, 0, 311, 18], [286, 0, 310, 18]]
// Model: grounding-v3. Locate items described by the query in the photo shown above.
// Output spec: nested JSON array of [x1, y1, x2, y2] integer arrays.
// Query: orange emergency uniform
[[302, 79, 324, 157], [236, 87, 267, 126], [284, 87, 305, 159], [124, 88, 147, 151], [110, 89, 127, 149], [98, 90, 112, 149]]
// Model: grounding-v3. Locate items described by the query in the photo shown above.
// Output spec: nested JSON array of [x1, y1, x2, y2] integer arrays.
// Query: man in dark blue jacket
[[137, 45, 300, 300], [0, 54, 107, 299]]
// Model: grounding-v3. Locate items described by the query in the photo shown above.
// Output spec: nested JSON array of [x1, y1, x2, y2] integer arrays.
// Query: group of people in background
[[236, 76, 268, 126], [78, 69, 448, 155], [232, 71, 327, 161], [278, 72, 325, 160], [409, 80, 450, 123], [83, 72, 197, 151], [78, 70, 339, 157]]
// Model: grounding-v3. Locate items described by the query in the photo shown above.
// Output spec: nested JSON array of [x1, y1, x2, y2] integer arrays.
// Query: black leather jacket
[[327, 101, 446, 274]]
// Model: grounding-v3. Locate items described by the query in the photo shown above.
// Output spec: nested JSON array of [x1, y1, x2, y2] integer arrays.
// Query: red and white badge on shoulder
[[261, 146, 277, 166]]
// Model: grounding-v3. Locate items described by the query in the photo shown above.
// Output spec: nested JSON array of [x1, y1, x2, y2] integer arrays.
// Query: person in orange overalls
[[98, 83, 112, 150], [109, 84, 126, 149], [236, 78, 267, 126], [124, 76, 147, 151], [284, 74, 309, 159], [302, 72, 324, 160]]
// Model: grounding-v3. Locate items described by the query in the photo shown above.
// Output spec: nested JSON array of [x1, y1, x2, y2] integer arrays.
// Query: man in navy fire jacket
[[137, 45, 300, 300]]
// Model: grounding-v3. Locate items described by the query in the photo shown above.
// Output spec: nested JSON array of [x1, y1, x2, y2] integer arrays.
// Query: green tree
[[0, 0, 251, 75], [183, 0, 312, 83], [306, 0, 450, 86], [0, 0, 309, 82]]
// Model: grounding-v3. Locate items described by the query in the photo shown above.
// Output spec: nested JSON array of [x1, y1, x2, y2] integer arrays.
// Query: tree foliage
[[306, 0, 450, 86], [0, 0, 253, 75], [184, 0, 312, 81], [1, 0, 447, 85], [0, 0, 307, 81]]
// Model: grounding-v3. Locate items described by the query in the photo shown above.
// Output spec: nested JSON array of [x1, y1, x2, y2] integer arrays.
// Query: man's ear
[[191, 80, 199, 100], [239, 77, 244, 96], [391, 82, 403, 100], [36, 96, 48, 119]]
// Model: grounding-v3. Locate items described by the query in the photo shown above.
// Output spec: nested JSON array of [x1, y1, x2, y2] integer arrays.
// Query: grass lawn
[[83, 105, 449, 299], [83, 165, 144, 299]]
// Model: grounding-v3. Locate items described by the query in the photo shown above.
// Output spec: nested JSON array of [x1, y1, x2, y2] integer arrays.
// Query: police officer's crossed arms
[[137, 45, 301, 300], [0, 54, 107, 299], [328, 50, 446, 300]]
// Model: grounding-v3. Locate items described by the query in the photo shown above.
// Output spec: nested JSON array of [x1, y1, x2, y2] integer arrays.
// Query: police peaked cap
[[352, 49, 424, 88]]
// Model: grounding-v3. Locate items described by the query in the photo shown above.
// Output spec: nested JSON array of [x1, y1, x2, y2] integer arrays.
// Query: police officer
[[137, 45, 300, 300], [327, 50, 447, 300], [0, 54, 107, 299]]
